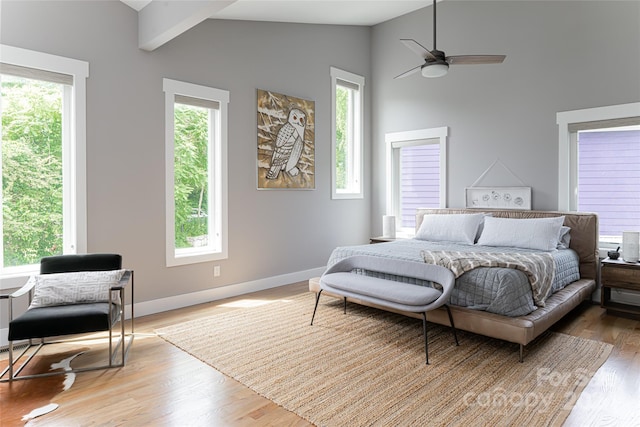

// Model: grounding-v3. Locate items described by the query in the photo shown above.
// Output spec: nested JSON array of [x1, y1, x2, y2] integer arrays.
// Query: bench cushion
[[321, 272, 441, 306]]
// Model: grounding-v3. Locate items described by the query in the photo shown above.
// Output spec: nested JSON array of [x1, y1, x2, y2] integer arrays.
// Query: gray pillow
[[28, 269, 126, 309]]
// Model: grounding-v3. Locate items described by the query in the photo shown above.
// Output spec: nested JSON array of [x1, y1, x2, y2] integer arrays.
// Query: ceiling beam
[[138, 0, 236, 51]]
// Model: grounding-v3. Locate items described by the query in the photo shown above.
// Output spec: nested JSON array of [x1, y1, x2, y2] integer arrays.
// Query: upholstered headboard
[[415, 209, 599, 281]]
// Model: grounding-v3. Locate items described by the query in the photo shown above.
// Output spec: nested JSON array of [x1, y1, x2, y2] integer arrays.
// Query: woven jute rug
[[157, 293, 612, 426]]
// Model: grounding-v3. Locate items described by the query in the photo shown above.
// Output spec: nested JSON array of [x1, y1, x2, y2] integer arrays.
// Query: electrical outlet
[[214, 265, 221, 277]]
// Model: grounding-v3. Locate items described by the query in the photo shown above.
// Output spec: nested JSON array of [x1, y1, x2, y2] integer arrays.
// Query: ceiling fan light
[[421, 62, 449, 78]]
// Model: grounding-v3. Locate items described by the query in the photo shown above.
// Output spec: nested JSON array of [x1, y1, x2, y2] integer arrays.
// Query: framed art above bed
[[465, 186, 531, 210]]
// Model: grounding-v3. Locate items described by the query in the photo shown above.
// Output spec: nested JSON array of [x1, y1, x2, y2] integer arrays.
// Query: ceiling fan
[[395, 0, 506, 79]]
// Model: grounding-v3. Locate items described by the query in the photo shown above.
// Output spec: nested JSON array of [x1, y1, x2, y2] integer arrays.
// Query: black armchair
[[0, 254, 134, 382]]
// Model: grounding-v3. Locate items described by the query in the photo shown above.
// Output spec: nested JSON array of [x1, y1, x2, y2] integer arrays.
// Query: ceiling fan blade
[[446, 55, 506, 65], [397, 0, 506, 79], [401, 39, 436, 60], [394, 65, 422, 79]]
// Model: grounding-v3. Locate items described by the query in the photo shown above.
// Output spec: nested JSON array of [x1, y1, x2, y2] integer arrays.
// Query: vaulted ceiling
[[120, 0, 431, 51]]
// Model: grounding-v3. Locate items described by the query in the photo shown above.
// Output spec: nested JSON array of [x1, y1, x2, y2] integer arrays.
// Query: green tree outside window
[[174, 103, 209, 249], [1, 75, 63, 267], [335, 85, 348, 190]]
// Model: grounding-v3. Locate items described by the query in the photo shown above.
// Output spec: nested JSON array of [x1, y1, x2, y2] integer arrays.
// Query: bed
[[309, 208, 599, 361]]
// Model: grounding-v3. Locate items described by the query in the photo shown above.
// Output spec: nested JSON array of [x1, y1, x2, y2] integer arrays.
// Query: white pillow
[[557, 226, 571, 249], [28, 269, 126, 309], [476, 216, 565, 251], [475, 213, 493, 243], [415, 213, 485, 245]]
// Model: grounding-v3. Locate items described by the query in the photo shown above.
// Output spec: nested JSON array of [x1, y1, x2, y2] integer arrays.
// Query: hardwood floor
[[2, 282, 639, 426], [554, 305, 640, 426]]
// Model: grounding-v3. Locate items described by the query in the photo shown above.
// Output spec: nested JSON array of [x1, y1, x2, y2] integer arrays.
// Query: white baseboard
[[1, 266, 324, 349], [133, 266, 324, 318]]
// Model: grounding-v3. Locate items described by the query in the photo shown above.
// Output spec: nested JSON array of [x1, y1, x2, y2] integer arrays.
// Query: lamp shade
[[622, 231, 639, 263], [382, 215, 396, 238], [421, 62, 449, 78]]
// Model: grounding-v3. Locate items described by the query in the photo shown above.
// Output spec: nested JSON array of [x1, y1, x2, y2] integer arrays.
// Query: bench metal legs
[[310, 291, 346, 326], [311, 292, 460, 365], [310, 290, 323, 326], [423, 305, 459, 365], [422, 313, 430, 364]]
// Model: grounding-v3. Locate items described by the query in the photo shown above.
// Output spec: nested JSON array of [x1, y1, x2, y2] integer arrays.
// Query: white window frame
[[331, 67, 364, 200], [557, 102, 640, 250], [163, 78, 229, 267], [385, 127, 448, 236], [0, 45, 88, 289]]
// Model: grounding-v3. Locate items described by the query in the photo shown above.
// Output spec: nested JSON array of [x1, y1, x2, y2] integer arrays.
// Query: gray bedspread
[[327, 239, 581, 317]]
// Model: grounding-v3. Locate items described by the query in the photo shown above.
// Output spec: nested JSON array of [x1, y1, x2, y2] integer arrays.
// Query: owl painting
[[257, 89, 315, 189], [266, 108, 306, 180]]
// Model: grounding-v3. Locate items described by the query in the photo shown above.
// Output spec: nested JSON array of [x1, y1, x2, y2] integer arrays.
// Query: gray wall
[[0, 1, 371, 308], [371, 1, 640, 232]]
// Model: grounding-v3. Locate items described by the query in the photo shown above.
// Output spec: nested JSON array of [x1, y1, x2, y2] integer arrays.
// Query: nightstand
[[601, 258, 640, 319]]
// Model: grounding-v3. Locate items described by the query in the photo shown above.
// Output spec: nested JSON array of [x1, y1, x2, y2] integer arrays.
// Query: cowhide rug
[[0, 348, 87, 426]]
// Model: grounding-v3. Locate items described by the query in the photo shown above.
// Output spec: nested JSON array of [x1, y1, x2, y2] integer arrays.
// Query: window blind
[[0, 62, 73, 85], [175, 94, 220, 110], [568, 116, 640, 132], [336, 78, 360, 92], [577, 129, 640, 238], [399, 143, 440, 228]]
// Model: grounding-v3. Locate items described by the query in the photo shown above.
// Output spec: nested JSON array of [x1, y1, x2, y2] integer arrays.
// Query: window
[[386, 127, 448, 234], [331, 67, 364, 199], [163, 78, 229, 267], [558, 103, 640, 247], [0, 45, 88, 284]]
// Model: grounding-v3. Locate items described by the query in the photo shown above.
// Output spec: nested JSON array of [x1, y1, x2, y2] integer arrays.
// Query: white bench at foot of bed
[[310, 256, 459, 365]]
